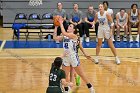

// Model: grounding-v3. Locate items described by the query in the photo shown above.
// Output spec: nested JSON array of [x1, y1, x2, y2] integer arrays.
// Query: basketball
[[53, 16, 60, 26]]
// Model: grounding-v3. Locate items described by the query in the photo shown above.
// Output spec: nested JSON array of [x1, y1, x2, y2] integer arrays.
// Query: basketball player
[[128, 4, 140, 42], [92, 4, 120, 65], [46, 57, 73, 93], [103, 1, 115, 41], [116, 8, 128, 41], [53, 17, 95, 93]]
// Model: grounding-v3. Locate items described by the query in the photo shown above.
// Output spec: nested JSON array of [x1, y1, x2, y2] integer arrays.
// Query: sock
[[87, 83, 92, 88], [64, 87, 68, 91]]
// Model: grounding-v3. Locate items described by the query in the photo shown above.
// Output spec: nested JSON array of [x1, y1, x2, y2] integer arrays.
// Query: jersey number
[[50, 73, 57, 81], [100, 21, 104, 25], [64, 43, 69, 49]]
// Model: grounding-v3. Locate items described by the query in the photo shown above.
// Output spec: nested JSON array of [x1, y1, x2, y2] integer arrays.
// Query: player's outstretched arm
[[53, 26, 63, 41]]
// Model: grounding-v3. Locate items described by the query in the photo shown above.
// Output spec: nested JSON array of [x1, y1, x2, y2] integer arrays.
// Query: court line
[[0, 40, 6, 52]]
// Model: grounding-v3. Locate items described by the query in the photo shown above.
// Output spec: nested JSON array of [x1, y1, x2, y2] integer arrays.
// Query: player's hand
[[84, 54, 92, 59], [69, 82, 73, 87], [58, 16, 64, 24]]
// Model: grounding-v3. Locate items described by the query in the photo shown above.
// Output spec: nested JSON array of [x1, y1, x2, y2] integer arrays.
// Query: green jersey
[[48, 63, 66, 87]]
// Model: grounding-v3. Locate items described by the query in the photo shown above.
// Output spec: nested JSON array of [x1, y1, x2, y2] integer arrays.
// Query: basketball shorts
[[98, 26, 112, 39], [63, 53, 80, 67]]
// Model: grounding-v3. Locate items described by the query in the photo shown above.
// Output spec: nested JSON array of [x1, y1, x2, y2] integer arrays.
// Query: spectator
[[84, 5, 99, 42], [69, 3, 84, 42], [53, 2, 68, 43]]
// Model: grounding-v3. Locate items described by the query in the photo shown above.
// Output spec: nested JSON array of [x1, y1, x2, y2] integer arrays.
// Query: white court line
[[0, 40, 6, 52]]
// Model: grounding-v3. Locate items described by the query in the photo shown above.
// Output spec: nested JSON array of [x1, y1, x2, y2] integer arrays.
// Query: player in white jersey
[[128, 4, 140, 42], [103, 1, 115, 41], [53, 16, 95, 93], [116, 8, 128, 41], [92, 4, 120, 65]]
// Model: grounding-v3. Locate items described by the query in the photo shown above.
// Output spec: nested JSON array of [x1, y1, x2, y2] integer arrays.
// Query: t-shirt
[[84, 10, 96, 22], [70, 10, 83, 22], [106, 8, 113, 16], [48, 63, 66, 87], [53, 9, 67, 18]]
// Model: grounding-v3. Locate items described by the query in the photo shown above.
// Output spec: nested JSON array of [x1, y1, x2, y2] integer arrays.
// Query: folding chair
[[41, 13, 53, 40], [27, 13, 42, 40], [12, 13, 28, 40]]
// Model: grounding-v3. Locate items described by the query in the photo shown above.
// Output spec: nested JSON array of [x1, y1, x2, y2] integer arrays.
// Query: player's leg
[[107, 37, 120, 64], [116, 25, 121, 41], [94, 27, 103, 64], [128, 21, 133, 42], [74, 65, 95, 93], [70, 67, 81, 86], [136, 22, 140, 42], [123, 25, 128, 41]]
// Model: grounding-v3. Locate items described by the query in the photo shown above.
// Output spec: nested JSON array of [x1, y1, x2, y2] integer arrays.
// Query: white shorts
[[98, 26, 111, 39], [63, 53, 80, 67]]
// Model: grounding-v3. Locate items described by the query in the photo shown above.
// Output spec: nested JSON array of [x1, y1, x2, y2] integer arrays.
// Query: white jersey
[[63, 36, 78, 55], [130, 9, 138, 22], [97, 11, 109, 27], [63, 36, 80, 67], [117, 12, 128, 25], [106, 8, 113, 16]]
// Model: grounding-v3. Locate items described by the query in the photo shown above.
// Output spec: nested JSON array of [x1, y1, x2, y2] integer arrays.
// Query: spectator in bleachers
[[84, 5, 99, 42], [115, 8, 128, 41], [128, 4, 140, 42], [103, 1, 115, 41], [53, 2, 68, 43], [69, 3, 84, 42]]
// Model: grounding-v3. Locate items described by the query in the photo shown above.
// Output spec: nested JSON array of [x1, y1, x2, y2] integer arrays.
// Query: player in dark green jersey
[[46, 57, 73, 93]]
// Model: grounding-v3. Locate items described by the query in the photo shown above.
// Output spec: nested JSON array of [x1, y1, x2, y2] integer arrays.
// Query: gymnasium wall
[[1, 0, 140, 27]]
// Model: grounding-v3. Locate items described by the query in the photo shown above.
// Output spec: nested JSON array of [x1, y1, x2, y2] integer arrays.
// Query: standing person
[[69, 3, 84, 42], [53, 2, 68, 43], [128, 4, 140, 42], [92, 4, 120, 65], [116, 8, 128, 41], [53, 16, 95, 93], [46, 57, 73, 93], [103, 1, 115, 41], [84, 5, 99, 42]]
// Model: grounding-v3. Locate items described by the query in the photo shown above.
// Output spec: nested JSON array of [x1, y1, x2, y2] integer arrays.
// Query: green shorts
[[46, 87, 62, 93]]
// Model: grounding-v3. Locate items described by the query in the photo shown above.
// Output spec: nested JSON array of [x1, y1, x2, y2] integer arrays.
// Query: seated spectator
[[69, 3, 84, 42], [116, 8, 128, 41], [84, 5, 99, 42], [128, 4, 140, 42], [53, 2, 68, 43]]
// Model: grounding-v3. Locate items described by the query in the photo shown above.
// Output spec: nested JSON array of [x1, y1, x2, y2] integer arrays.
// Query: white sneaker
[[94, 56, 99, 64], [123, 37, 127, 42], [96, 37, 98, 42], [116, 36, 120, 41], [136, 34, 139, 42], [129, 36, 133, 42], [85, 37, 90, 42], [64, 87, 71, 93], [112, 37, 115, 42], [102, 38, 104, 42], [80, 37, 83, 42], [115, 56, 121, 65], [89, 87, 95, 93], [56, 40, 60, 43]]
